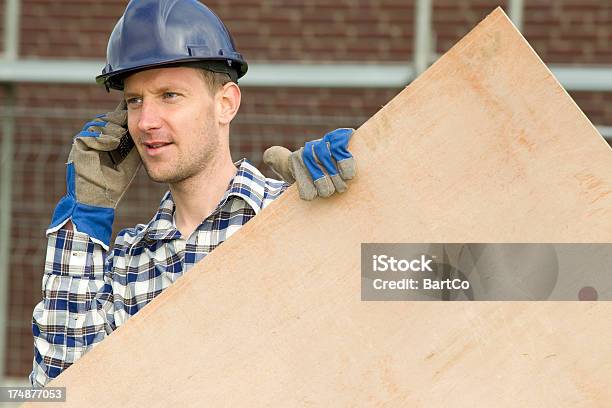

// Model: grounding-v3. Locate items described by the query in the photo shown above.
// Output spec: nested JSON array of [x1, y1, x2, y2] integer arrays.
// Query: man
[[30, 0, 355, 387]]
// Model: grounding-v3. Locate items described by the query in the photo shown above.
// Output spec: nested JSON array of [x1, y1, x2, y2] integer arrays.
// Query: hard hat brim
[[96, 58, 248, 91]]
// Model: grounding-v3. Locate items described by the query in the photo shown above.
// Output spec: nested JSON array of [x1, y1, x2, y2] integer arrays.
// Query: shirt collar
[[218, 158, 266, 215], [128, 158, 268, 249]]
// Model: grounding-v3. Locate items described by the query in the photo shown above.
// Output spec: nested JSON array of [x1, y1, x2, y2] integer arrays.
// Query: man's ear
[[217, 82, 241, 125]]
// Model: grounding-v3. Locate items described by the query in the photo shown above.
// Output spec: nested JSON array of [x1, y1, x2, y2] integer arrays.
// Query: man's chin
[[144, 166, 184, 184]]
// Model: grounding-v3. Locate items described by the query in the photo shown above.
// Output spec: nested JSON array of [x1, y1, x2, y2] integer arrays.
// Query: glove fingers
[[313, 176, 335, 198], [77, 132, 123, 151], [289, 150, 317, 201], [324, 127, 354, 164], [77, 99, 128, 147], [288, 128, 356, 200], [101, 100, 128, 126], [314, 143, 349, 193], [322, 128, 355, 180], [312, 137, 341, 178], [263, 146, 295, 183], [77, 123, 127, 151], [304, 136, 352, 196], [302, 140, 327, 182], [302, 142, 339, 198], [103, 108, 128, 127], [337, 157, 356, 180], [329, 173, 348, 193], [76, 120, 105, 138]]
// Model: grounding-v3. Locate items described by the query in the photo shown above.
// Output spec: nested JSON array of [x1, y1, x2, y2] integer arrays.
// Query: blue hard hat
[[96, 0, 248, 91]]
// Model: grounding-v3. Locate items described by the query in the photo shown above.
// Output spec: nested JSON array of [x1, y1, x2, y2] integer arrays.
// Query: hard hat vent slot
[[187, 45, 212, 57]]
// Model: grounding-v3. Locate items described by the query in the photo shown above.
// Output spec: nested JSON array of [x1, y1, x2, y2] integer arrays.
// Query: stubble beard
[[143, 123, 220, 185]]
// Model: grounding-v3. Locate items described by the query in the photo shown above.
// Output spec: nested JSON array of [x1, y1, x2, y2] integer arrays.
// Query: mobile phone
[[109, 133, 135, 166]]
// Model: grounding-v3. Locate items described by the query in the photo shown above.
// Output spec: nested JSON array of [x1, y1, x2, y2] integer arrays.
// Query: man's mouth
[[143, 141, 173, 155]]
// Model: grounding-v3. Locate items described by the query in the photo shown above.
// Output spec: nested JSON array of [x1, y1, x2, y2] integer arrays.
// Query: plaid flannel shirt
[[30, 159, 289, 387]]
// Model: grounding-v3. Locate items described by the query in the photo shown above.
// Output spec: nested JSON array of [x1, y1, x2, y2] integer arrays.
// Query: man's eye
[[126, 97, 142, 105], [163, 92, 179, 99]]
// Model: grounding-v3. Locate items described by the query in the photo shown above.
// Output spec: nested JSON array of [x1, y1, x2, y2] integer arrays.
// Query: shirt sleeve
[[29, 228, 117, 387]]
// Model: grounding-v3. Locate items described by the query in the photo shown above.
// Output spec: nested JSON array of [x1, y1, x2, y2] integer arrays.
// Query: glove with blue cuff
[[47, 101, 141, 249], [263, 128, 356, 201]]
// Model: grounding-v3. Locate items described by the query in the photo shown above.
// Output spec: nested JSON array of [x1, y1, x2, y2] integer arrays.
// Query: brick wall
[[18, 0, 415, 61], [433, 0, 612, 64], [16, 0, 612, 63], [1, 0, 611, 380]]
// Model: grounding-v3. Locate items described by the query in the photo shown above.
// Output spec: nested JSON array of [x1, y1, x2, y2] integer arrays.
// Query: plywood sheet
[[26, 8, 612, 407]]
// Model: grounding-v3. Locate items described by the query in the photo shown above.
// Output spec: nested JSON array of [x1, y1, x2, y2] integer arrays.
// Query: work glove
[[263, 128, 356, 201], [47, 100, 141, 249]]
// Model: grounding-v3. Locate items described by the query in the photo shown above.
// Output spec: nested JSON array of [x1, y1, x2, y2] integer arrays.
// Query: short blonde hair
[[197, 68, 232, 94]]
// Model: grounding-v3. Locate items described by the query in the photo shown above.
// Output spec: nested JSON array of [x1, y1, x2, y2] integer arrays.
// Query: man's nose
[[137, 100, 163, 132]]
